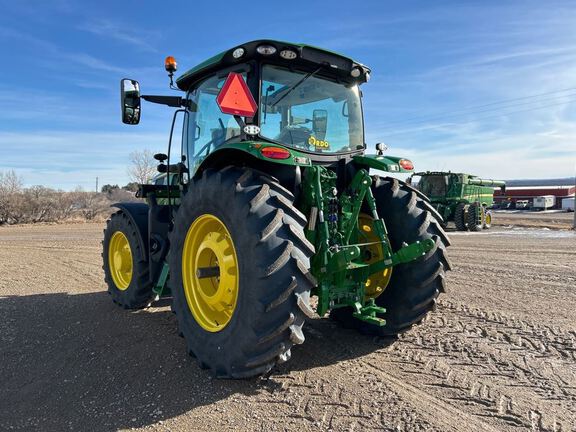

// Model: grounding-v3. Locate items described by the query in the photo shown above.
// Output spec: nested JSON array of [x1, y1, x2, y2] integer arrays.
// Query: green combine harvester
[[104, 40, 451, 378], [409, 172, 505, 231]]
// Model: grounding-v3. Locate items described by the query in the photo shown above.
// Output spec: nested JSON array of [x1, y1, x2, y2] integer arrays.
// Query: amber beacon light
[[164, 56, 178, 73]]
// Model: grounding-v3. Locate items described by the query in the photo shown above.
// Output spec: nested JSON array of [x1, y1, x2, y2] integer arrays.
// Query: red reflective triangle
[[216, 72, 258, 117]]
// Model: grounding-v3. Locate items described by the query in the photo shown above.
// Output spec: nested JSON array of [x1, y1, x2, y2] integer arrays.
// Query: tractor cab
[[176, 40, 369, 156], [121, 40, 372, 184]]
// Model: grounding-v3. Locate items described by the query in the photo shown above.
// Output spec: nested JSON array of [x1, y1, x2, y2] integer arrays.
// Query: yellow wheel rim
[[182, 214, 239, 332], [485, 213, 492, 225], [359, 214, 392, 299], [108, 231, 133, 291]]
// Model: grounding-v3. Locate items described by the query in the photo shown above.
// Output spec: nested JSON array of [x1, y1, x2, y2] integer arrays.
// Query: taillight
[[399, 159, 414, 170], [261, 147, 291, 160]]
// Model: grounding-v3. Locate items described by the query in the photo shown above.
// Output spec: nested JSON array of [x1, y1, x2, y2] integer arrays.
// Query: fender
[[194, 141, 313, 178], [352, 154, 413, 173], [111, 202, 149, 261]]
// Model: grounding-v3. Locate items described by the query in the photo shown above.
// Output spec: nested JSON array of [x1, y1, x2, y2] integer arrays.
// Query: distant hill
[[503, 177, 575, 187]]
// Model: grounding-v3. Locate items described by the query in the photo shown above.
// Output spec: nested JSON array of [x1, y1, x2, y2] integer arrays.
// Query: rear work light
[[261, 147, 291, 159], [280, 49, 297, 60], [243, 125, 260, 135], [232, 47, 245, 59], [399, 159, 414, 171], [256, 45, 277, 55]]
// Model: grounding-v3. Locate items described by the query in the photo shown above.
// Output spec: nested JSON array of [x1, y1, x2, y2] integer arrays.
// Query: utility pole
[[96, 176, 99, 193]]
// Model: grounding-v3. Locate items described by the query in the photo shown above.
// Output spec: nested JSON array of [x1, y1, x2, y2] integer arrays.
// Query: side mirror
[[120, 79, 141, 125], [312, 109, 328, 140]]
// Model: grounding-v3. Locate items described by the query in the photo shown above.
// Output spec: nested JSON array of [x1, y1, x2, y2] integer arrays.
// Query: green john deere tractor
[[103, 40, 451, 378], [409, 171, 505, 231]]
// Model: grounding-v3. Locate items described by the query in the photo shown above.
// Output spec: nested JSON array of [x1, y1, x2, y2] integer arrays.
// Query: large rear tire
[[102, 211, 155, 309], [169, 166, 315, 378], [331, 177, 451, 336], [467, 202, 483, 232], [454, 203, 468, 231]]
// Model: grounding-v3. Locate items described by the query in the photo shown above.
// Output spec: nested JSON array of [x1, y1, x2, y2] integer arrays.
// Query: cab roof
[[175, 39, 369, 91]]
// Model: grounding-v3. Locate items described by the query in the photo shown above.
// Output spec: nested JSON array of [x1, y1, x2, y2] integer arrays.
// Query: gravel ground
[[492, 210, 574, 229], [0, 222, 575, 431]]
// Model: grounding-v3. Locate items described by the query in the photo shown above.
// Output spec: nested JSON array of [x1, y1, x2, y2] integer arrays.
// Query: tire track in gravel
[[264, 293, 576, 432], [260, 349, 445, 431], [259, 316, 505, 431], [378, 300, 576, 431], [363, 360, 503, 432]]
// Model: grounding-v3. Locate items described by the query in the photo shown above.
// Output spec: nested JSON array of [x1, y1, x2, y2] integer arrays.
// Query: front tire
[[483, 209, 493, 229], [102, 211, 155, 309], [331, 177, 451, 336], [169, 167, 315, 378]]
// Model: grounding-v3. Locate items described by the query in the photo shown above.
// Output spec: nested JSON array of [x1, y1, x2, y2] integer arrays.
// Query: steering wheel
[[193, 119, 227, 158], [277, 126, 313, 150]]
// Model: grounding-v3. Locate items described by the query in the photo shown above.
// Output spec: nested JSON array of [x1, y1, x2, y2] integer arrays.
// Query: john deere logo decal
[[308, 136, 330, 149]]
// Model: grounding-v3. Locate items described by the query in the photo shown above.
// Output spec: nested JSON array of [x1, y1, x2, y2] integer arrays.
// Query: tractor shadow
[[281, 317, 397, 374], [0, 291, 395, 431]]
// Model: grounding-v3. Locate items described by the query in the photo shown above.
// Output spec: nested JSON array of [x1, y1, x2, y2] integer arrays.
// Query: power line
[[382, 98, 576, 136], [380, 87, 576, 128]]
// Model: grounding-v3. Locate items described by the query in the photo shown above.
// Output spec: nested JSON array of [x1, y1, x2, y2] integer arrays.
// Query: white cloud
[[0, 131, 167, 190], [373, 128, 576, 180], [81, 19, 159, 52], [0, 26, 156, 78], [359, 3, 576, 182]]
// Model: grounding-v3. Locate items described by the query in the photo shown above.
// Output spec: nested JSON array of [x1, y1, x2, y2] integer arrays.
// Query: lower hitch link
[[353, 299, 386, 326], [351, 238, 435, 327]]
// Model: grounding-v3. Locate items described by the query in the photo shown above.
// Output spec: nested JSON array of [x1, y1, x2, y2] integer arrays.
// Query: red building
[[494, 185, 576, 209]]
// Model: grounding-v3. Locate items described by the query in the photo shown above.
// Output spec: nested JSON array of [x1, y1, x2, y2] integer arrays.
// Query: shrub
[[0, 171, 140, 225]]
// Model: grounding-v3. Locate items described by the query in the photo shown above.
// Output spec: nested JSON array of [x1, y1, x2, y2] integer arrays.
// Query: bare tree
[[0, 171, 137, 225], [54, 190, 76, 220], [0, 170, 23, 194], [23, 186, 56, 222], [71, 186, 109, 221], [127, 149, 156, 184], [0, 170, 24, 224]]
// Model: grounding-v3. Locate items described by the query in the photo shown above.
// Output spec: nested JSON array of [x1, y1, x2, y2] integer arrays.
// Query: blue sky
[[0, 0, 575, 189]]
